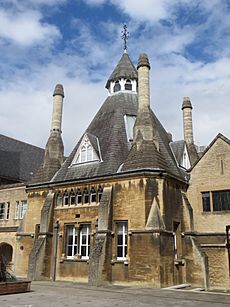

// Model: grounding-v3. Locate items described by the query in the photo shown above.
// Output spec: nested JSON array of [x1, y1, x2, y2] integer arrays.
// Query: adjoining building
[[0, 46, 229, 290]]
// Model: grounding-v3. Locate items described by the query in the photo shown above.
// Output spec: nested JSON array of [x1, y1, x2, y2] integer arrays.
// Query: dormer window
[[114, 81, 121, 92], [125, 79, 132, 90], [72, 134, 100, 165], [124, 114, 136, 142]]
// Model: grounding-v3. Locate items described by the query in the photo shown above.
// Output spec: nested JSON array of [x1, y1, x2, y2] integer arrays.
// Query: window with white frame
[[116, 222, 128, 260], [0, 202, 10, 220], [74, 135, 99, 164], [70, 190, 75, 205], [15, 200, 27, 219], [124, 115, 136, 142], [90, 187, 96, 203], [0, 203, 5, 220], [66, 224, 91, 259]]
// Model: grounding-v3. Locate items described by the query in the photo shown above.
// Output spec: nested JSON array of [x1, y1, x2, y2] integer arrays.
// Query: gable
[[190, 135, 230, 180], [72, 134, 101, 165]]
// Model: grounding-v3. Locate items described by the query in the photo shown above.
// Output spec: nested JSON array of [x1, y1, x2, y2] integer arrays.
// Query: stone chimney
[[182, 97, 194, 144], [29, 84, 65, 183], [134, 53, 154, 142], [51, 84, 64, 133], [137, 53, 151, 110]]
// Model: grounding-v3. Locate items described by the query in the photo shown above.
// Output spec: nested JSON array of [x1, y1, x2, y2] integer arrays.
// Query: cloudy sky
[[0, 0, 230, 155]]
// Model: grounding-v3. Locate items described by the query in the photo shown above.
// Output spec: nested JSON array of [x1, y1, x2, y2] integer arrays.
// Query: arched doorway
[[0, 243, 13, 263]]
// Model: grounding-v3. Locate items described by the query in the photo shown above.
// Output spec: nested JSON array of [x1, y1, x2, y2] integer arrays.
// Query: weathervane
[[121, 24, 129, 52]]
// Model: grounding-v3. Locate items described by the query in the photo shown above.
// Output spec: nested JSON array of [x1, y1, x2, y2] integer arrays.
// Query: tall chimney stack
[[137, 53, 151, 110], [51, 84, 64, 133], [182, 97, 194, 144]]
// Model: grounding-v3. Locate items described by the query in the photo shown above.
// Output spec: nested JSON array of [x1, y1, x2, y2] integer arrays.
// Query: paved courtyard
[[0, 281, 230, 307]]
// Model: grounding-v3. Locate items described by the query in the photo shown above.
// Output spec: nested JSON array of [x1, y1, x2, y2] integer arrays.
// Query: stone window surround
[[64, 223, 91, 260], [201, 190, 230, 213]]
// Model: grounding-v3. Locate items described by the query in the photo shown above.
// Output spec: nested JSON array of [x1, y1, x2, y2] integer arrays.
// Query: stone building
[[0, 136, 44, 275], [0, 47, 229, 290]]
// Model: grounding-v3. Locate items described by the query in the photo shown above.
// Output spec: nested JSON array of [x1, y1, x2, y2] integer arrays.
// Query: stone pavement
[[0, 281, 230, 307]]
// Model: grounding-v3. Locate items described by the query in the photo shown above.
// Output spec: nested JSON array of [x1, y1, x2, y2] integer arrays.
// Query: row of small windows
[[202, 190, 230, 212], [114, 79, 133, 92], [65, 221, 127, 260], [0, 201, 27, 221], [56, 187, 103, 206]]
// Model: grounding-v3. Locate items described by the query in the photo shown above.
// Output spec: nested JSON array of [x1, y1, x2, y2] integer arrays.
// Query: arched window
[[83, 188, 89, 204], [63, 191, 69, 206], [56, 191, 62, 207], [98, 186, 103, 202], [113, 80, 121, 92], [75, 135, 99, 164], [0, 243, 13, 264], [70, 190, 75, 205], [125, 79, 132, 90], [76, 189, 82, 205], [90, 187, 96, 203]]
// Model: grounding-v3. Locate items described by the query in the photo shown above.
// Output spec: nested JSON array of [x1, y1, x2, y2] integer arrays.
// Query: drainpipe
[[226, 225, 230, 274], [51, 221, 59, 281]]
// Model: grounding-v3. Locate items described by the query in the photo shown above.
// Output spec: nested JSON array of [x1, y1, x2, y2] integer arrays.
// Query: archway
[[0, 243, 13, 263]]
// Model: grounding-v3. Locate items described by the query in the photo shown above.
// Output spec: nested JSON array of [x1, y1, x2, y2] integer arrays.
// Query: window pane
[[117, 246, 123, 257], [202, 192, 210, 212], [124, 115, 136, 142], [81, 146, 86, 162], [87, 145, 93, 161]]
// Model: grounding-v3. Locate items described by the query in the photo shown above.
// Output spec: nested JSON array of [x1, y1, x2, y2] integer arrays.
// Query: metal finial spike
[[121, 24, 129, 52]]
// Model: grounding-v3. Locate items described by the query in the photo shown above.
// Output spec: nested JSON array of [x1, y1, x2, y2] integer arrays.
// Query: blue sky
[[0, 0, 230, 154]]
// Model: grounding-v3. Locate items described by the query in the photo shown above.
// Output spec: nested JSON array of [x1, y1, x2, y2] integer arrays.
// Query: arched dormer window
[[125, 79, 132, 90], [73, 134, 100, 165], [63, 191, 69, 206], [114, 80, 121, 92]]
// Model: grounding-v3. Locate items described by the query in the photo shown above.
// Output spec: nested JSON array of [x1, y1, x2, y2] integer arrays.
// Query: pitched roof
[[52, 92, 138, 182], [105, 53, 138, 89], [0, 134, 44, 182], [170, 140, 185, 164], [189, 133, 230, 171]]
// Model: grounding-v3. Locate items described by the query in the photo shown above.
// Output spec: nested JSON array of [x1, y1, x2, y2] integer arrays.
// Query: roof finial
[[121, 24, 129, 53]]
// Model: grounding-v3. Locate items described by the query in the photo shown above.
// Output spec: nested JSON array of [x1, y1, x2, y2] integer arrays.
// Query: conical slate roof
[[105, 52, 137, 89]]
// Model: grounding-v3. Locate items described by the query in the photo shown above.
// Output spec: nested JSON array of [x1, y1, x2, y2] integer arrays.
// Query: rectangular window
[[66, 226, 78, 258], [0, 203, 5, 220], [80, 225, 90, 259], [117, 222, 128, 260], [19, 200, 27, 219], [15, 201, 20, 219], [213, 190, 230, 211], [202, 192, 211, 212], [66, 224, 90, 259], [124, 115, 136, 142], [6, 202, 10, 220]]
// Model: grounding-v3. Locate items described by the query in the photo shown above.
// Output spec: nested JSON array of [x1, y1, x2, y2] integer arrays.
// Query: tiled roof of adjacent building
[[0, 134, 44, 183]]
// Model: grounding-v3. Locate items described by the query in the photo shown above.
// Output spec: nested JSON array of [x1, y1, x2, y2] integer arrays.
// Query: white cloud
[[0, 9, 60, 46]]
